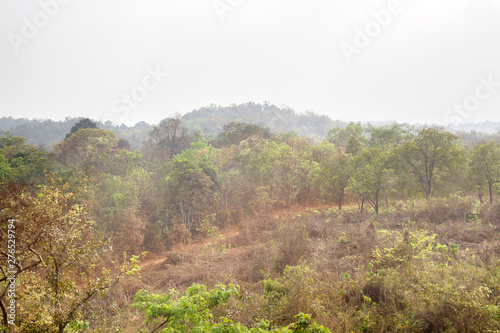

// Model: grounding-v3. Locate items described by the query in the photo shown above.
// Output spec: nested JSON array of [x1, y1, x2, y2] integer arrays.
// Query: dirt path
[[139, 205, 332, 271], [139, 225, 241, 270]]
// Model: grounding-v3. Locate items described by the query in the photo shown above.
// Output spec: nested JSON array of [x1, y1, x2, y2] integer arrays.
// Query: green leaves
[[133, 283, 329, 333], [133, 284, 239, 332], [396, 127, 466, 199], [0, 178, 137, 332], [469, 142, 500, 202]]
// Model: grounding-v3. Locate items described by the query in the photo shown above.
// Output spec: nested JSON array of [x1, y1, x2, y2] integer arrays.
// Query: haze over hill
[[1, 102, 500, 147]]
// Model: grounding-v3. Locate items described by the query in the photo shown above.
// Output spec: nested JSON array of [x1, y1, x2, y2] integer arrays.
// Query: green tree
[[166, 142, 220, 232], [257, 141, 307, 208], [55, 129, 119, 172], [396, 127, 465, 200], [345, 132, 362, 156], [327, 122, 366, 148], [0, 178, 138, 332], [349, 147, 394, 214], [366, 123, 411, 150], [312, 144, 352, 211], [470, 142, 500, 203], [142, 118, 192, 163], [0, 133, 52, 184], [65, 118, 97, 140], [214, 121, 272, 148]]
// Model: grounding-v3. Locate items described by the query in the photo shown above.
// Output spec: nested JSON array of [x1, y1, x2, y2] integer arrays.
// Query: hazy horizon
[[1, 0, 500, 126]]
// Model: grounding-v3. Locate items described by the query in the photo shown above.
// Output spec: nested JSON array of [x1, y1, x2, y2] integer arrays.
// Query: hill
[[181, 102, 341, 139], [2, 104, 500, 148]]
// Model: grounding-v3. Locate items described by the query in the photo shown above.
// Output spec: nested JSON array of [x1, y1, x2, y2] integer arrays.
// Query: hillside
[[2, 104, 500, 148], [181, 102, 341, 139], [3, 122, 500, 332], [103, 200, 500, 332]]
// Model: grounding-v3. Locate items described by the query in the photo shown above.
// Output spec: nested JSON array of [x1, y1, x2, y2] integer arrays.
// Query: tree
[[349, 147, 394, 214], [257, 141, 306, 208], [55, 129, 119, 172], [327, 122, 366, 147], [312, 144, 352, 211], [90, 168, 149, 252], [214, 121, 272, 148], [346, 132, 362, 156], [366, 123, 411, 150], [396, 127, 465, 200], [117, 139, 131, 150], [65, 118, 97, 140], [142, 118, 192, 162], [470, 142, 500, 203], [0, 178, 139, 332], [165, 142, 220, 232], [0, 133, 52, 184]]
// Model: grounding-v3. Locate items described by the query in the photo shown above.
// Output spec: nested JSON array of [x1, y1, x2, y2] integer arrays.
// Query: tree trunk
[[489, 181, 494, 203], [425, 179, 432, 200], [0, 300, 7, 330], [338, 190, 344, 211]]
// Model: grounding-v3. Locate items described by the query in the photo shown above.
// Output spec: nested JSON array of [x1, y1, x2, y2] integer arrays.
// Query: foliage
[[5, 119, 500, 333], [349, 147, 394, 214], [214, 122, 272, 148], [54, 128, 119, 173], [327, 122, 366, 147], [0, 133, 52, 184], [133, 283, 329, 333], [65, 118, 97, 140], [470, 141, 500, 203], [311, 144, 352, 210], [0, 177, 139, 332], [396, 127, 465, 199]]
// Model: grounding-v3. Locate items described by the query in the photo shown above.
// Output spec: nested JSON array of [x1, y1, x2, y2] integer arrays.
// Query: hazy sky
[[1, 0, 500, 126]]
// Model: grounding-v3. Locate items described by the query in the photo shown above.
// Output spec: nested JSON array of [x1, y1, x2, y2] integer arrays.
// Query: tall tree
[[214, 121, 272, 148], [312, 144, 352, 211], [54, 129, 119, 172], [349, 147, 394, 214], [327, 122, 366, 148], [0, 178, 138, 332], [470, 142, 500, 203], [396, 127, 465, 200], [165, 141, 220, 232], [0, 133, 52, 184], [65, 118, 97, 140], [142, 118, 192, 162], [367, 123, 411, 150]]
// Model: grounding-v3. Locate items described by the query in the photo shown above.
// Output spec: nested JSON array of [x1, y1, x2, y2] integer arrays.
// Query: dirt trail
[[139, 225, 240, 270], [139, 205, 331, 271]]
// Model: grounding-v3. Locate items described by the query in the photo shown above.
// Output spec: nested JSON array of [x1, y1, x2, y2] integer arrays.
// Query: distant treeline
[[3, 102, 499, 148]]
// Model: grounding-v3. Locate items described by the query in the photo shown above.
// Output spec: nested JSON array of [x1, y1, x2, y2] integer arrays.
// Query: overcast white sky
[[1, 0, 499, 126]]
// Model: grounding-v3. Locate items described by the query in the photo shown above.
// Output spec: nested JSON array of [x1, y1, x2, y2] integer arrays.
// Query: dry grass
[[91, 199, 500, 332]]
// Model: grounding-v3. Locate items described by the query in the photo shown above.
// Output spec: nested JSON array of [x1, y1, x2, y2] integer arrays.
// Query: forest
[[2, 117, 500, 332]]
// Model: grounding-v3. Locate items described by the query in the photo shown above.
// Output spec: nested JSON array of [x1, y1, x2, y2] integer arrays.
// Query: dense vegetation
[[2, 116, 500, 332], [3, 102, 500, 148]]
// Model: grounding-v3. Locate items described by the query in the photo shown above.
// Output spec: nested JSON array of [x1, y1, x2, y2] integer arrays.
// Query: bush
[[415, 196, 475, 224]]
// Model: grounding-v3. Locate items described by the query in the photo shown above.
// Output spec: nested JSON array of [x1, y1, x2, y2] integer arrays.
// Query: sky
[[1, 0, 500, 126]]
